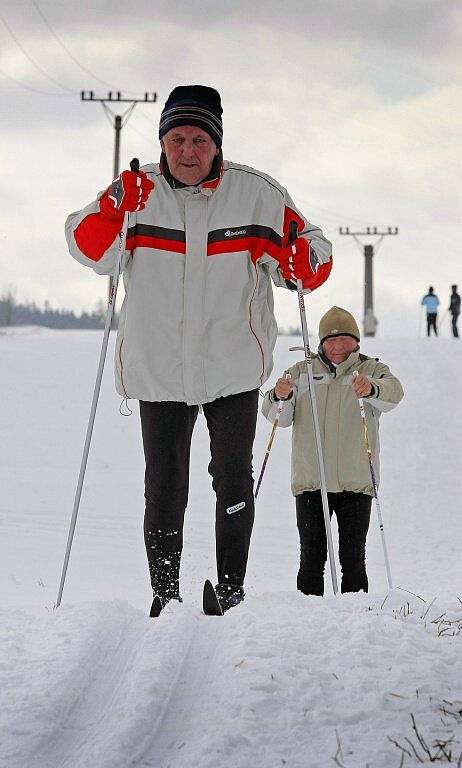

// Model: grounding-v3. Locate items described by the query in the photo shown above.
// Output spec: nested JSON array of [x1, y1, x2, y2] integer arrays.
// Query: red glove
[[99, 170, 154, 220], [278, 237, 332, 291]]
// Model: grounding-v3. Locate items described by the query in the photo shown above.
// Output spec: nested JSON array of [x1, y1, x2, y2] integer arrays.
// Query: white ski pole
[[55, 158, 139, 608], [289, 222, 339, 595], [255, 373, 291, 499], [353, 371, 393, 589]]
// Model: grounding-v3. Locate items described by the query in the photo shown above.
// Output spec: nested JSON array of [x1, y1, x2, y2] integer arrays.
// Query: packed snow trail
[[1, 331, 462, 766], [2, 592, 462, 768], [2, 602, 158, 768], [143, 609, 226, 767]]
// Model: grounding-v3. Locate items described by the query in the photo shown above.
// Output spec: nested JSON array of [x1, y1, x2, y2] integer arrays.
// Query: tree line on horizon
[[0, 289, 110, 330]]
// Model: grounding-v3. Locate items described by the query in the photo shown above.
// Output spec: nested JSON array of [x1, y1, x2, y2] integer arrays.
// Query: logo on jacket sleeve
[[108, 176, 124, 209], [309, 246, 321, 272]]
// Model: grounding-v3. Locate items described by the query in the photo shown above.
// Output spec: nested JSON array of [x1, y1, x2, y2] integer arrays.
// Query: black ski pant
[[451, 312, 459, 338], [426, 312, 438, 336], [139, 389, 258, 599], [296, 490, 372, 596]]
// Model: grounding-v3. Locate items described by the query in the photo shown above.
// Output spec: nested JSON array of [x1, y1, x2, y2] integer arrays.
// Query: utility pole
[[81, 91, 158, 324], [339, 226, 399, 337]]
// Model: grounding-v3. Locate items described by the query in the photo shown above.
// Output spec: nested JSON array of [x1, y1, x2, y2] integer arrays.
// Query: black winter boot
[[214, 583, 245, 613], [149, 594, 182, 618]]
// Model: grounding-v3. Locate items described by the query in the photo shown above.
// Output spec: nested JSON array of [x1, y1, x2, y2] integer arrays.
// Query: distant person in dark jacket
[[421, 287, 439, 337], [449, 285, 460, 338]]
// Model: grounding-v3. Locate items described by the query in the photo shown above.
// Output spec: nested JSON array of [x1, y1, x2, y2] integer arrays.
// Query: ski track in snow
[[2, 603, 151, 768], [142, 612, 225, 768], [2, 602, 208, 768], [3, 593, 461, 768], [30, 611, 155, 768]]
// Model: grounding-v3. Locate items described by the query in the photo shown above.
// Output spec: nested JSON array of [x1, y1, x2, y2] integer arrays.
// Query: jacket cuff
[[364, 383, 377, 398]]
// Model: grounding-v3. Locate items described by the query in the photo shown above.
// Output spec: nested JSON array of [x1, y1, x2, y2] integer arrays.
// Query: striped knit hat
[[159, 85, 223, 148]]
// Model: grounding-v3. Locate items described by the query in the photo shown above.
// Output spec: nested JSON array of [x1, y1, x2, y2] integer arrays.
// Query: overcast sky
[[1, 0, 460, 337]]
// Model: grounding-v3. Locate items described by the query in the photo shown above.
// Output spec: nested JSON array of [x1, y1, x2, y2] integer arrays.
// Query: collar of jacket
[[159, 151, 224, 191], [317, 346, 360, 376]]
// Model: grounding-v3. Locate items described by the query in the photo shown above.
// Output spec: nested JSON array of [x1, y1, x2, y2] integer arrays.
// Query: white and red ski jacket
[[65, 160, 332, 405]]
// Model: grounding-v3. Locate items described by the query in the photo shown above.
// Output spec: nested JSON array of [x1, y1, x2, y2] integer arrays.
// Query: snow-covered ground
[[1, 327, 461, 768]]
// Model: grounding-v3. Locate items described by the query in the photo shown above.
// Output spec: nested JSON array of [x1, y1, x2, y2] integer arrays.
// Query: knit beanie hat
[[319, 306, 360, 344], [159, 85, 223, 148]]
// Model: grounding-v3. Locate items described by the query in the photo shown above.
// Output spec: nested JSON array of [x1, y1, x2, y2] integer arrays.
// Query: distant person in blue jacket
[[421, 287, 439, 336]]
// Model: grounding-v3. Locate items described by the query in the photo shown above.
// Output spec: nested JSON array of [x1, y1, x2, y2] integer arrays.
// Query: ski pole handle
[[281, 220, 300, 291], [273, 371, 292, 410], [288, 219, 311, 357], [289, 220, 298, 247], [353, 370, 367, 418]]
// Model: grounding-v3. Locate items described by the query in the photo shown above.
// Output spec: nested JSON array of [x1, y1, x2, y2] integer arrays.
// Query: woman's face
[[322, 335, 358, 364]]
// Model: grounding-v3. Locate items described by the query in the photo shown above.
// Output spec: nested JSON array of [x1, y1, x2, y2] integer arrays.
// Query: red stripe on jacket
[[75, 217, 280, 265], [126, 235, 186, 254], [207, 236, 280, 263]]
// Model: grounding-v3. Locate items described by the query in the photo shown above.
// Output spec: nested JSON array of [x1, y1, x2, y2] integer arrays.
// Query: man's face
[[322, 335, 358, 364], [161, 125, 219, 186]]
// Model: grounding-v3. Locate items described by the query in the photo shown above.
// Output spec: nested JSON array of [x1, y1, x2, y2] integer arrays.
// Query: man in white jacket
[[65, 84, 333, 615]]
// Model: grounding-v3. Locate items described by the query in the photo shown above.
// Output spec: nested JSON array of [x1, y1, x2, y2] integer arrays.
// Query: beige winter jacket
[[262, 349, 404, 496]]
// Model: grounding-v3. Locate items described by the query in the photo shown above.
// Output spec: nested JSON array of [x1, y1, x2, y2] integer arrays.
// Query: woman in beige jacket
[[262, 306, 404, 595]]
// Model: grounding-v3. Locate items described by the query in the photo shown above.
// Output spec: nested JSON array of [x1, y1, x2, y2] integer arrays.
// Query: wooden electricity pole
[[81, 91, 158, 325]]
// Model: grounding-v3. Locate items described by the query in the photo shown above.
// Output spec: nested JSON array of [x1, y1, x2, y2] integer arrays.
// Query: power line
[[30, 0, 113, 90], [0, 10, 77, 93], [294, 197, 375, 233], [0, 66, 72, 96], [0, 5, 156, 140], [125, 120, 156, 147]]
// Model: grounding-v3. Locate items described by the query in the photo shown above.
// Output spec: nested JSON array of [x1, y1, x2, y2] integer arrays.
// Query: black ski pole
[[55, 158, 139, 608]]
